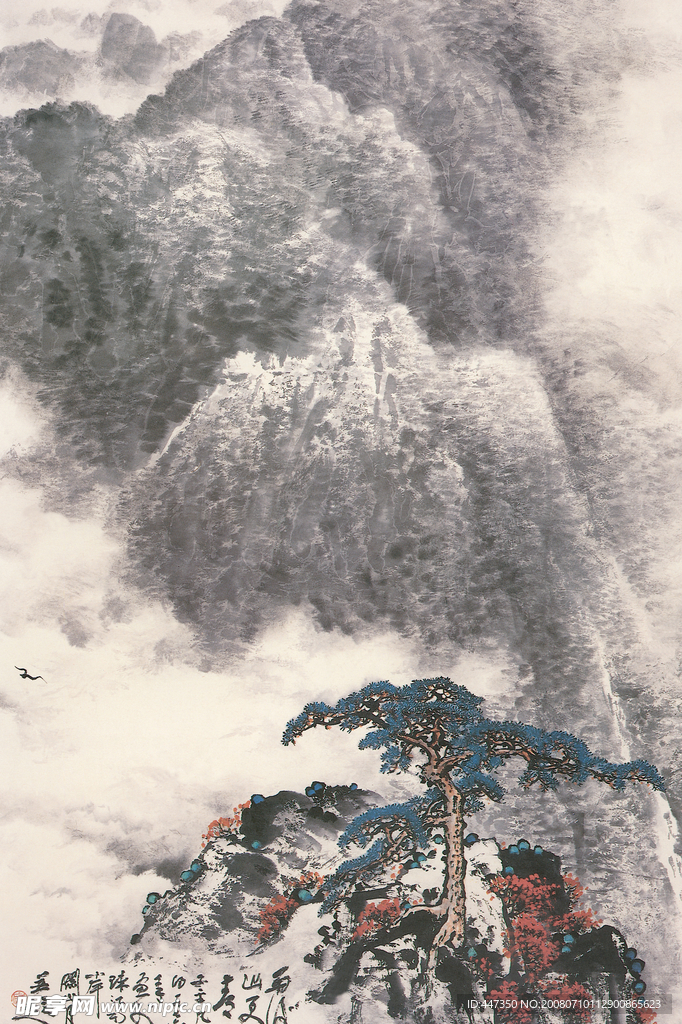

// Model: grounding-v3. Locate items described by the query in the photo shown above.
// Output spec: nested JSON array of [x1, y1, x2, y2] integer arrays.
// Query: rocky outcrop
[[128, 783, 650, 1023]]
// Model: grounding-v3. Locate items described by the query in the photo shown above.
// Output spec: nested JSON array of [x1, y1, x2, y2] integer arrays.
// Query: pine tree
[[283, 677, 664, 961]]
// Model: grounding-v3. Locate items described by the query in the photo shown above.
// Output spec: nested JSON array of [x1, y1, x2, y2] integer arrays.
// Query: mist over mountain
[[1, 0, 681, 997], [1, 0, 597, 466], [0, 2, 664, 727], [0, 39, 87, 95], [0, 10, 218, 114]]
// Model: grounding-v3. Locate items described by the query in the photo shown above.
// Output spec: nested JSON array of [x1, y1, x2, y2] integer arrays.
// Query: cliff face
[[0, 8, 629, 688], [0, 0, 578, 459]]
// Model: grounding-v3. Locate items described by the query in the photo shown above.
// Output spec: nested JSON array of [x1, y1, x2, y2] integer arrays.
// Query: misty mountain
[[0, 0, 674, 770], [0, 6, 650, 746], [0, 39, 87, 96], [0, 2, 573, 470], [0, 0, 681, 993], [0, 13, 207, 108], [100, 13, 168, 85], [0, 0, 670, 714]]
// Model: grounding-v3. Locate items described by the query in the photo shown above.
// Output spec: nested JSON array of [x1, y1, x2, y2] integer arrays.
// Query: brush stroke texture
[[0, 0, 681, 1005]]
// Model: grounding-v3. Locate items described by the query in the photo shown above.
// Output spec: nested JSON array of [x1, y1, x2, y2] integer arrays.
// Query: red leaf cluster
[[489, 871, 601, 936], [256, 871, 325, 944], [485, 863, 645, 1020], [486, 979, 533, 1024], [257, 894, 297, 943], [538, 980, 594, 1022], [512, 913, 561, 984], [488, 873, 563, 923], [352, 898, 402, 941], [201, 801, 251, 846]]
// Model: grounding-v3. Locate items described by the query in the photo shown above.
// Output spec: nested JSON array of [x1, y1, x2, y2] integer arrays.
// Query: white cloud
[[0, 0, 289, 117], [542, 67, 682, 386]]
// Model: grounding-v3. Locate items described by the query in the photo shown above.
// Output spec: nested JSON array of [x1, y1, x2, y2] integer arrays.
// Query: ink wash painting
[[1, 0, 682, 1020]]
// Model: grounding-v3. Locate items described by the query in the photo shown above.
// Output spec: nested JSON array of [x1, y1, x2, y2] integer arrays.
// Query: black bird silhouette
[[15, 666, 45, 681]]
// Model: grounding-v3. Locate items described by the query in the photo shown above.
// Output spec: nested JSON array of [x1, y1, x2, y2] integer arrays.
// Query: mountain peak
[[101, 12, 166, 85], [135, 17, 312, 134]]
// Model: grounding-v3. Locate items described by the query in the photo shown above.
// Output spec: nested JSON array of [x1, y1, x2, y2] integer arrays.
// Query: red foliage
[[489, 870, 601, 935], [512, 913, 561, 984], [562, 873, 586, 900], [352, 898, 402, 940], [469, 951, 499, 983], [487, 857, 617, 1019], [486, 979, 533, 1024], [552, 873, 602, 931], [296, 869, 325, 896], [257, 893, 297, 943], [488, 873, 563, 922], [256, 871, 325, 944], [555, 908, 603, 933], [201, 802, 250, 846], [539, 980, 594, 1022]]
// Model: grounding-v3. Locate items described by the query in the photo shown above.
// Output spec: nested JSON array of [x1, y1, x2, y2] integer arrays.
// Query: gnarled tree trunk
[[420, 763, 468, 963]]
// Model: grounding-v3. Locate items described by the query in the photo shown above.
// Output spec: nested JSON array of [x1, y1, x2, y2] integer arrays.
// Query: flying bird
[[15, 666, 46, 682]]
